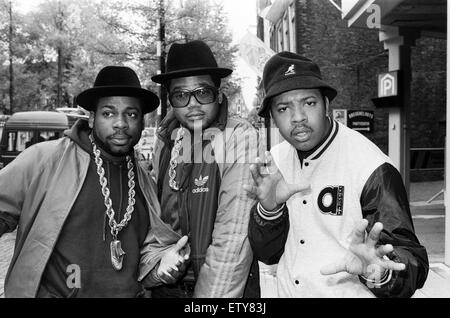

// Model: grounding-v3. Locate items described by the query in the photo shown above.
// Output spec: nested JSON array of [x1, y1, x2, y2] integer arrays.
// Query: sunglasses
[[169, 85, 219, 108]]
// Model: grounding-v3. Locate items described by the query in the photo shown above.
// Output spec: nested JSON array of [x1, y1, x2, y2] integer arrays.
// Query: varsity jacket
[[149, 100, 259, 298], [0, 120, 177, 297], [248, 120, 429, 298]]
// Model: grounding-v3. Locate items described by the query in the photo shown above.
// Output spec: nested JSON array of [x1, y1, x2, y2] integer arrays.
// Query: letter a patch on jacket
[[317, 186, 344, 216]]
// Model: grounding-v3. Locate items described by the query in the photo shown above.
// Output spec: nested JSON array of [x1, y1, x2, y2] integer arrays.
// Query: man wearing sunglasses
[[147, 40, 260, 298]]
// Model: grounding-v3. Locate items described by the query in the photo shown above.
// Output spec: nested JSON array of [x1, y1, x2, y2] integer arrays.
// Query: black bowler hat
[[76, 66, 160, 114], [258, 52, 337, 118], [151, 40, 232, 84]]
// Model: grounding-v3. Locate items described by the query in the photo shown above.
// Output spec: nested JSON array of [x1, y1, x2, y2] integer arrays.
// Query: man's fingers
[[264, 151, 273, 164], [160, 271, 177, 284], [366, 222, 383, 248], [350, 219, 369, 245], [375, 244, 394, 258], [320, 260, 346, 275], [250, 163, 263, 183], [182, 245, 191, 259], [382, 259, 406, 272], [174, 235, 189, 252], [160, 269, 175, 279], [263, 151, 278, 174], [169, 264, 179, 272]]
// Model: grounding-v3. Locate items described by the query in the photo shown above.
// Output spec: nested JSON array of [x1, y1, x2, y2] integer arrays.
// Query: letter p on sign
[[378, 72, 398, 97]]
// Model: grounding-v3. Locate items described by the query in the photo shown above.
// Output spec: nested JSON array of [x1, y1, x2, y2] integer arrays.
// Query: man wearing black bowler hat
[[245, 52, 429, 297], [0, 66, 188, 297], [147, 40, 260, 298]]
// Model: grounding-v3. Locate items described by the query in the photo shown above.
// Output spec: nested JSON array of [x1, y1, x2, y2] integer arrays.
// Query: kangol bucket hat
[[258, 52, 337, 118]]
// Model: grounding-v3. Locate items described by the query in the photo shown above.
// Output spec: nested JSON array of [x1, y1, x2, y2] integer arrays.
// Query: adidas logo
[[285, 64, 295, 76], [193, 175, 209, 194], [194, 175, 209, 187], [192, 187, 209, 194]]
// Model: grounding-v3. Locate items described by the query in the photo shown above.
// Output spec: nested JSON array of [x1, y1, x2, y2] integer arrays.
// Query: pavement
[[0, 180, 449, 298], [0, 231, 15, 298]]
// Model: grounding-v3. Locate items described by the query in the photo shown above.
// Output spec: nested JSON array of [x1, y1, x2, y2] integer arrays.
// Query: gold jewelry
[[89, 134, 136, 271], [168, 127, 185, 191]]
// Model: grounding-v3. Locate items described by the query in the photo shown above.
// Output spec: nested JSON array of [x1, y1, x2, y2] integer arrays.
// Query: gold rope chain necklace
[[89, 134, 136, 271], [168, 127, 185, 191]]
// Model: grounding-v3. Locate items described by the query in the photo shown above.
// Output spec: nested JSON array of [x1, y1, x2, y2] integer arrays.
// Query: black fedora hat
[[258, 52, 337, 118], [151, 40, 232, 84], [76, 66, 160, 114]]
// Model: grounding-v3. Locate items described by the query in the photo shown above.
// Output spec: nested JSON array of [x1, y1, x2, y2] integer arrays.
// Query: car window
[[7, 131, 32, 152], [6, 130, 62, 151]]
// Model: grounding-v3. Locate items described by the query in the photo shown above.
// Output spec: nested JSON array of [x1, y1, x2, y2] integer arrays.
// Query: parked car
[[55, 107, 89, 126], [0, 111, 69, 169]]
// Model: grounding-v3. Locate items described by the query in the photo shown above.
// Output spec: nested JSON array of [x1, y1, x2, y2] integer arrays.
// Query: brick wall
[[292, 0, 446, 181], [410, 36, 446, 181]]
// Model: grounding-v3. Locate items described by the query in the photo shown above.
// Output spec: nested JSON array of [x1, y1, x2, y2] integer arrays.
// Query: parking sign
[[378, 71, 398, 97]]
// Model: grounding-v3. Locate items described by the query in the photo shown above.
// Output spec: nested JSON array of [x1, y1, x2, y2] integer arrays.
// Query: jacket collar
[[302, 118, 339, 161]]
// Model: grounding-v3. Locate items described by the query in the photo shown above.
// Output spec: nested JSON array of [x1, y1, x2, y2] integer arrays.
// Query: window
[[277, 21, 283, 52], [283, 11, 290, 51], [289, 3, 296, 52], [268, 3, 296, 53], [270, 25, 276, 51], [6, 130, 62, 152]]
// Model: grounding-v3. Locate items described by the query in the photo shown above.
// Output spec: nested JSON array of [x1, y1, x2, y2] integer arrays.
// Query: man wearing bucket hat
[[245, 52, 429, 297], [0, 66, 188, 297], [147, 40, 260, 298]]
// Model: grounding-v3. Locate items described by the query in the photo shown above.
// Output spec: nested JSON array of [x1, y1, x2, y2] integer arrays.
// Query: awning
[[341, 0, 446, 37], [259, 0, 293, 23]]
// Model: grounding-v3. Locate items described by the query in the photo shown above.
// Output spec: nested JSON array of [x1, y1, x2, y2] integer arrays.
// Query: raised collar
[[297, 118, 339, 162]]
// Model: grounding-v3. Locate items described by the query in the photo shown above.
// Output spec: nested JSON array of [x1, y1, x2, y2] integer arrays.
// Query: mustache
[[109, 132, 131, 139], [291, 125, 312, 135], [186, 110, 206, 117]]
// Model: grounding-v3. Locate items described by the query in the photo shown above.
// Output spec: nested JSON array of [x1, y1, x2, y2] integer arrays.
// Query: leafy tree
[[0, 0, 241, 117], [19, 0, 132, 110], [99, 0, 241, 106]]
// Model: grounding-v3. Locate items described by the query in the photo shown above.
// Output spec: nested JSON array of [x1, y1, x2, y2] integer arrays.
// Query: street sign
[[347, 110, 374, 132], [378, 71, 398, 98]]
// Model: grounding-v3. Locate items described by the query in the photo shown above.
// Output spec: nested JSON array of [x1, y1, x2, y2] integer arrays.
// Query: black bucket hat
[[258, 52, 337, 118], [76, 66, 160, 114], [151, 40, 232, 85]]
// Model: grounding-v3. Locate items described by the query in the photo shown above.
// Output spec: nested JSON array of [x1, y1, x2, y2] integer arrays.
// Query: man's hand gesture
[[320, 219, 406, 282], [243, 151, 310, 211], [156, 235, 190, 285]]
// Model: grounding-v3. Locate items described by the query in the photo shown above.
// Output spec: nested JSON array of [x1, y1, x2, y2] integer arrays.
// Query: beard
[[92, 130, 135, 157]]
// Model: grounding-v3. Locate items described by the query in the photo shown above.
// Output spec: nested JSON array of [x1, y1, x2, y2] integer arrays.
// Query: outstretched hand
[[320, 219, 406, 282], [157, 235, 190, 284], [243, 151, 310, 211]]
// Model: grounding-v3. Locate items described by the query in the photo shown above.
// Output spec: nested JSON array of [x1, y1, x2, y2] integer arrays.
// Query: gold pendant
[[110, 240, 125, 271]]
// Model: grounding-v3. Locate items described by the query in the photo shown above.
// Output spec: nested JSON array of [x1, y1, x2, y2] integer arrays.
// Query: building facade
[[257, 0, 446, 181]]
